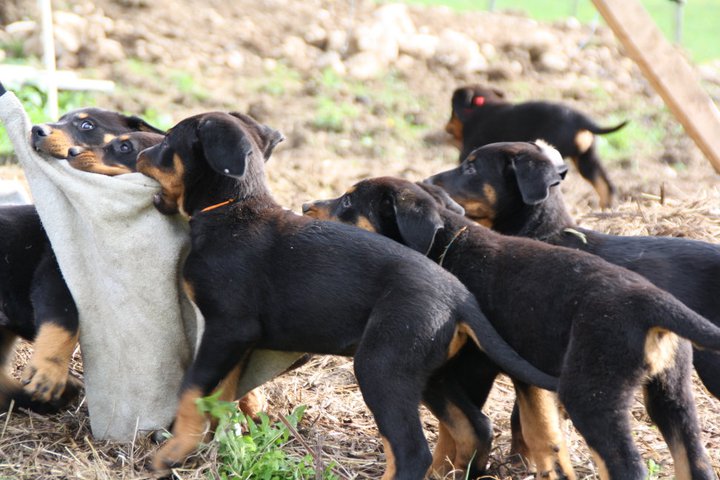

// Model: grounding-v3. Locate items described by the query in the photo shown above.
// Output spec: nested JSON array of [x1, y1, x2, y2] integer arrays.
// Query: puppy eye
[[80, 120, 95, 131], [341, 195, 352, 208], [463, 163, 477, 175], [118, 141, 132, 153]]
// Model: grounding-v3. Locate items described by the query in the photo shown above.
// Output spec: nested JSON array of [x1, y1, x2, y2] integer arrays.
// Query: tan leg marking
[[445, 402, 480, 472], [668, 442, 692, 480], [592, 177, 613, 210], [516, 386, 575, 480], [446, 324, 468, 359], [430, 422, 457, 477], [574, 130, 594, 154], [644, 328, 679, 376], [22, 323, 78, 402], [380, 436, 397, 480], [238, 388, 267, 419], [589, 448, 610, 480], [152, 387, 209, 471], [214, 362, 268, 420]]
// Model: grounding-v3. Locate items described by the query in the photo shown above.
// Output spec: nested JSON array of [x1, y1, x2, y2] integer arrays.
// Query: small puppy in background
[[446, 84, 627, 208]]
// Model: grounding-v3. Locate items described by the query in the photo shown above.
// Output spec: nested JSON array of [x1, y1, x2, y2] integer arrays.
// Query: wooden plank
[[591, 0, 720, 173]]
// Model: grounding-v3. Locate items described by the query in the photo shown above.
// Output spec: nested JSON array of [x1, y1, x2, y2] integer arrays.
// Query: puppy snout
[[301, 203, 313, 214], [31, 125, 50, 138], [68, 146, 84, 157]]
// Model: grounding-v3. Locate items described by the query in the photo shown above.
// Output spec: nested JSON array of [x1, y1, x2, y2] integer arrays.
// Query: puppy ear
[[511, 153, 564, 205], [229, 112, 284, 160], [452, 87, 476, 122], [415, 182, 466, 216], [256, 123, 285, 160], [390, 190, 444, 255], [198, 116, 254, 178], [124, 115, 165, 134]]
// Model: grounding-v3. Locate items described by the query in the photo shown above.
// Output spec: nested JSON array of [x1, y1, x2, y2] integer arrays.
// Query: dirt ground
[[1, 0, 720, 478]]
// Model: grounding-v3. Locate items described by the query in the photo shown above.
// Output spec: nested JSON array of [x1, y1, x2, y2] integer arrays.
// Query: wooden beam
[[591, 0, 720, 173]]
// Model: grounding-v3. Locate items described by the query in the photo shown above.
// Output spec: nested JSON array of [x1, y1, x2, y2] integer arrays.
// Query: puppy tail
[[586, 119, 629, 135], [459, 300, 558, 391], [650, 293, 720, 352]]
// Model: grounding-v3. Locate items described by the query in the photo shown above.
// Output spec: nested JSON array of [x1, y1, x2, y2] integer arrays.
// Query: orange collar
[[200, 198, 235, 213]]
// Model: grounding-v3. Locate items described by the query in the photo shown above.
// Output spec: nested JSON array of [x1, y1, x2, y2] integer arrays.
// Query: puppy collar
[[200, 198, 235, 213], [438, 226, 468, 267]]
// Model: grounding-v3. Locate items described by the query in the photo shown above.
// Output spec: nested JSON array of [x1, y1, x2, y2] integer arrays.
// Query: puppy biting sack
[[0, 87, 303, 441]]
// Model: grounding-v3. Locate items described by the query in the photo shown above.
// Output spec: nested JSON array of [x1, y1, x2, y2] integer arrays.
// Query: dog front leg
[[152, 320, 259, 472], [515, 383, 575, 480]]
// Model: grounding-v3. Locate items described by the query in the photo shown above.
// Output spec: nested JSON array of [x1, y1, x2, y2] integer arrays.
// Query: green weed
[[197, 393, 338, 479], [312, 95, 360, 132], [170, 70, 210, 102], [248, 62, 303, 96]]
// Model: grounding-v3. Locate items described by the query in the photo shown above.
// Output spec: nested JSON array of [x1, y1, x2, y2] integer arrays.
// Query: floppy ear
[[229, 112, 284, 160], [415, 182, 466, 216], [256, 123, 284, 160], [452, 87, 476, 122], [198, 116, 255, 177], [124, 115, 165, 134], [511, 153, 564, 205], [390, 190, 444, 255]]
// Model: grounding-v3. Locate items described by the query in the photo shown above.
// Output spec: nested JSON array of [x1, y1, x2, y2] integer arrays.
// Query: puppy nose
[[68, 146, 83, 157], [423, 177, 435, 185], [301, 203, 312, 213], [31, 125, 50, 138]]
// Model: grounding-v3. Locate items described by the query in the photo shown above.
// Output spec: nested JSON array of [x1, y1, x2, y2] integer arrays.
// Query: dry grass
[[3, 154, 720, 479]]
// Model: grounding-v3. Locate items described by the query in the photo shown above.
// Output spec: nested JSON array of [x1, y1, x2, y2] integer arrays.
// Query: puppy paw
[[151, 435, 200, 472], [21, 361, 69, 403], [238, 387, 267, 419]]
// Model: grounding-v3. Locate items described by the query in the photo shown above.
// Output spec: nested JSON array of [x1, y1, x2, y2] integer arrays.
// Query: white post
[[38, 0, 58, 119], [674, 1, 684, 45]]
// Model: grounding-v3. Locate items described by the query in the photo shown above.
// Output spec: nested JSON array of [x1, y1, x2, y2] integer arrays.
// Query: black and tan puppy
[[428, 140, 720, 471], [0, 204, 81, 413], [427, 140, 720, 400], [446, 84, 627, 208], [31, 107, 163, 159], [305, 177, 720, 480], [66, 131, 164, 176], [136, 111, 557, 479]]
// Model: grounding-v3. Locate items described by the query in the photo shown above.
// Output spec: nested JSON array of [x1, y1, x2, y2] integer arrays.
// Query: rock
[[432, 29, 487, 74], [326, 29, 349, 54], [279, 36, 319, 70], [538, 51, 569, 72], [315, 51, 346, 75], [304, 24, 327, 49], [398, 33, 438, 60], [352, 23, 399, 65], [225, 51, 245, 69], [346, 51, 386, 80], [373, 3, 416, 37]]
